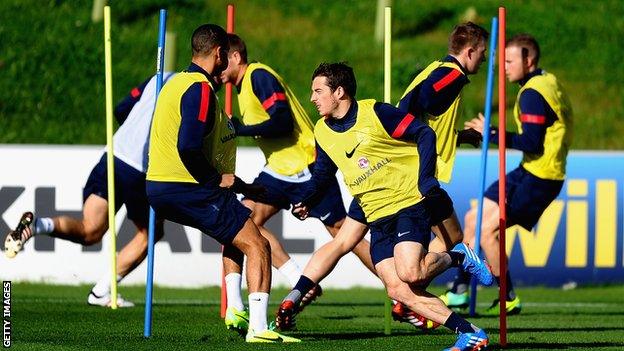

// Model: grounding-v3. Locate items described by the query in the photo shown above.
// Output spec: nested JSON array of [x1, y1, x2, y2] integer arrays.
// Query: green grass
[[0, 0, 623, 148], [8, 283, 624, 350]]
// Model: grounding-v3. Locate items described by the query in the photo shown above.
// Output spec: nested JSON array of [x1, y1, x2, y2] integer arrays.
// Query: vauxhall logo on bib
[[350, 157, 391, 187], [357, 157, 369, 169]]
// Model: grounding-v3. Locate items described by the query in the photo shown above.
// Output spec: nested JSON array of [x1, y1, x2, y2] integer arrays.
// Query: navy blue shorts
[[146, 181, 251, 244], [423, 187, 454, 226], [250, 166, 346, 226], [484, 166, 564, 230], [347, 187, 453, 227], [347, 199, 368, 224], [368, 202, 431, 266], [83, 154, 149, 227]]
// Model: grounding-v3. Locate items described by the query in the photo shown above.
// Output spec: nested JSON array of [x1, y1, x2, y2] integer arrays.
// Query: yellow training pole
[[103, 5, 118, 310], [383, 5, 392, 336]]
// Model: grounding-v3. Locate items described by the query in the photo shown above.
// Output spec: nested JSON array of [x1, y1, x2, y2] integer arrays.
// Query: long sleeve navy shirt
[[491, 69, 557, 154], [397, 55, 469, 118], [233, 68, 294, 137]]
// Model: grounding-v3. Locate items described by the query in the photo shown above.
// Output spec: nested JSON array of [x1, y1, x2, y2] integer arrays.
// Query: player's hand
[[464, 113, 486, 135], [230, 176, 268, 203], [291, 202, 310, 221], [219, 174, 236, 188], [456, 128, 482, 147]]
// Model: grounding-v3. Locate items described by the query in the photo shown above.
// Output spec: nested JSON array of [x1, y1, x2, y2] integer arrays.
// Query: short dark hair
[[227, 33, 248, 63], [507, 33, 540, 66], [448, 22, 489, 55], [191, 24, 228, 57], [312, 62, 357, 98]]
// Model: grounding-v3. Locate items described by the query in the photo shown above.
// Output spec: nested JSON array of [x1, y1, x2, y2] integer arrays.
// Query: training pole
[[144, 8, 167, 339], [221, 3, 235, 319], [383, 5, 392, 336], [103, 5, 118, 310], [498, 6, 508, 347], [469, 16, 498, 317]]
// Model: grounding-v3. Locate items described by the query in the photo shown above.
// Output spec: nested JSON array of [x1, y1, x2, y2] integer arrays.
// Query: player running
[[443, 33, 573, 316], [218, 33, 377, 332], [278, 62, 492, 351], [4, 73, 175, 307], [145, 24, 297, 343], [393, 21, 489, 322], [276, 22, 490, 333]]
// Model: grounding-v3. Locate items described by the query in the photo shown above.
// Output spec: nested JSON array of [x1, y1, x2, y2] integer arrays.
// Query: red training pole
[[220, 3, 235, 319], [224, 4, 235, 116], [497, 6, 507, 348]]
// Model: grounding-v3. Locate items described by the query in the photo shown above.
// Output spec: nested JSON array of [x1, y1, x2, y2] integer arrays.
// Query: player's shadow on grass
[[461, 310, 624, 318], [488, 326, 624, 333], [296, 330, 420, 341], [314, 302, 389, 307], [502, 341, 624, 349]]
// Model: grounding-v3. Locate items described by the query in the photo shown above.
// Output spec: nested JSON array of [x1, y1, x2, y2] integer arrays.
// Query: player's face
[[213, 45, 229, 77], [219, 52, 238, 84], [505, 46, 525, 83], [311, 76, 339, 117], [466, 41, 486, 74]]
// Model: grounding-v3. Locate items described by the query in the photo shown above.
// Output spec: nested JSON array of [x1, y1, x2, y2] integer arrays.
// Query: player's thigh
[[431, 211, 463, 251], [323, 217, 344, 238], [248, 201, 280, 226], [374, 257, 407, 301], [480, 197, 501, 237], [231, 218, 268, 255], [331, 217, 368, 252], [394, 241, 427, 275], [82, 194, 109, 238]]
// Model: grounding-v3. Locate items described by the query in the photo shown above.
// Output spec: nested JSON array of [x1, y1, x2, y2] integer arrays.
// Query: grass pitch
[[7, 283, 624, 350]]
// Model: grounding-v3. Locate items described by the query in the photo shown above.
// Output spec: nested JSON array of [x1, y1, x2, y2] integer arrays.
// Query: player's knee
[[82, 233, 102, 246], [248, 233, 271, 256], [81, 227, 105, 246]]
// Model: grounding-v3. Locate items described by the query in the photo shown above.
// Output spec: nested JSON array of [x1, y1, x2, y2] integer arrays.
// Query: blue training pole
[[469, 16, 498, 317], [144, 8, 167, 338]]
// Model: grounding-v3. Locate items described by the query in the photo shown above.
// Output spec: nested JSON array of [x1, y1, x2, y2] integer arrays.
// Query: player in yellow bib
[[219, 34, 376, 320], [145, 24, 298, 343], [395, 22, 489, 325], [448, 34, 573, 316], [278, 62, 492, 351]]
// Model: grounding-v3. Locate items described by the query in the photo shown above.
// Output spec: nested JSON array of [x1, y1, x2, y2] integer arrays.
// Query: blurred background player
[[278, 62, 492, 351], [444, 33, 573, 315], [218, 33, 376, 327], [3, 73, 174, 307], [393, 21, 489, 320], [145, 24, 297, 343]]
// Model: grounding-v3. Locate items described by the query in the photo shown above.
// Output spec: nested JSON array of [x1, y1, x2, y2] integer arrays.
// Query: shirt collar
[[187, 62, 218, 88], [325, 100, 358, 132], [519, 68, 543, 86], [443, 55, 470, 82], [444, 55, 468, 74]]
